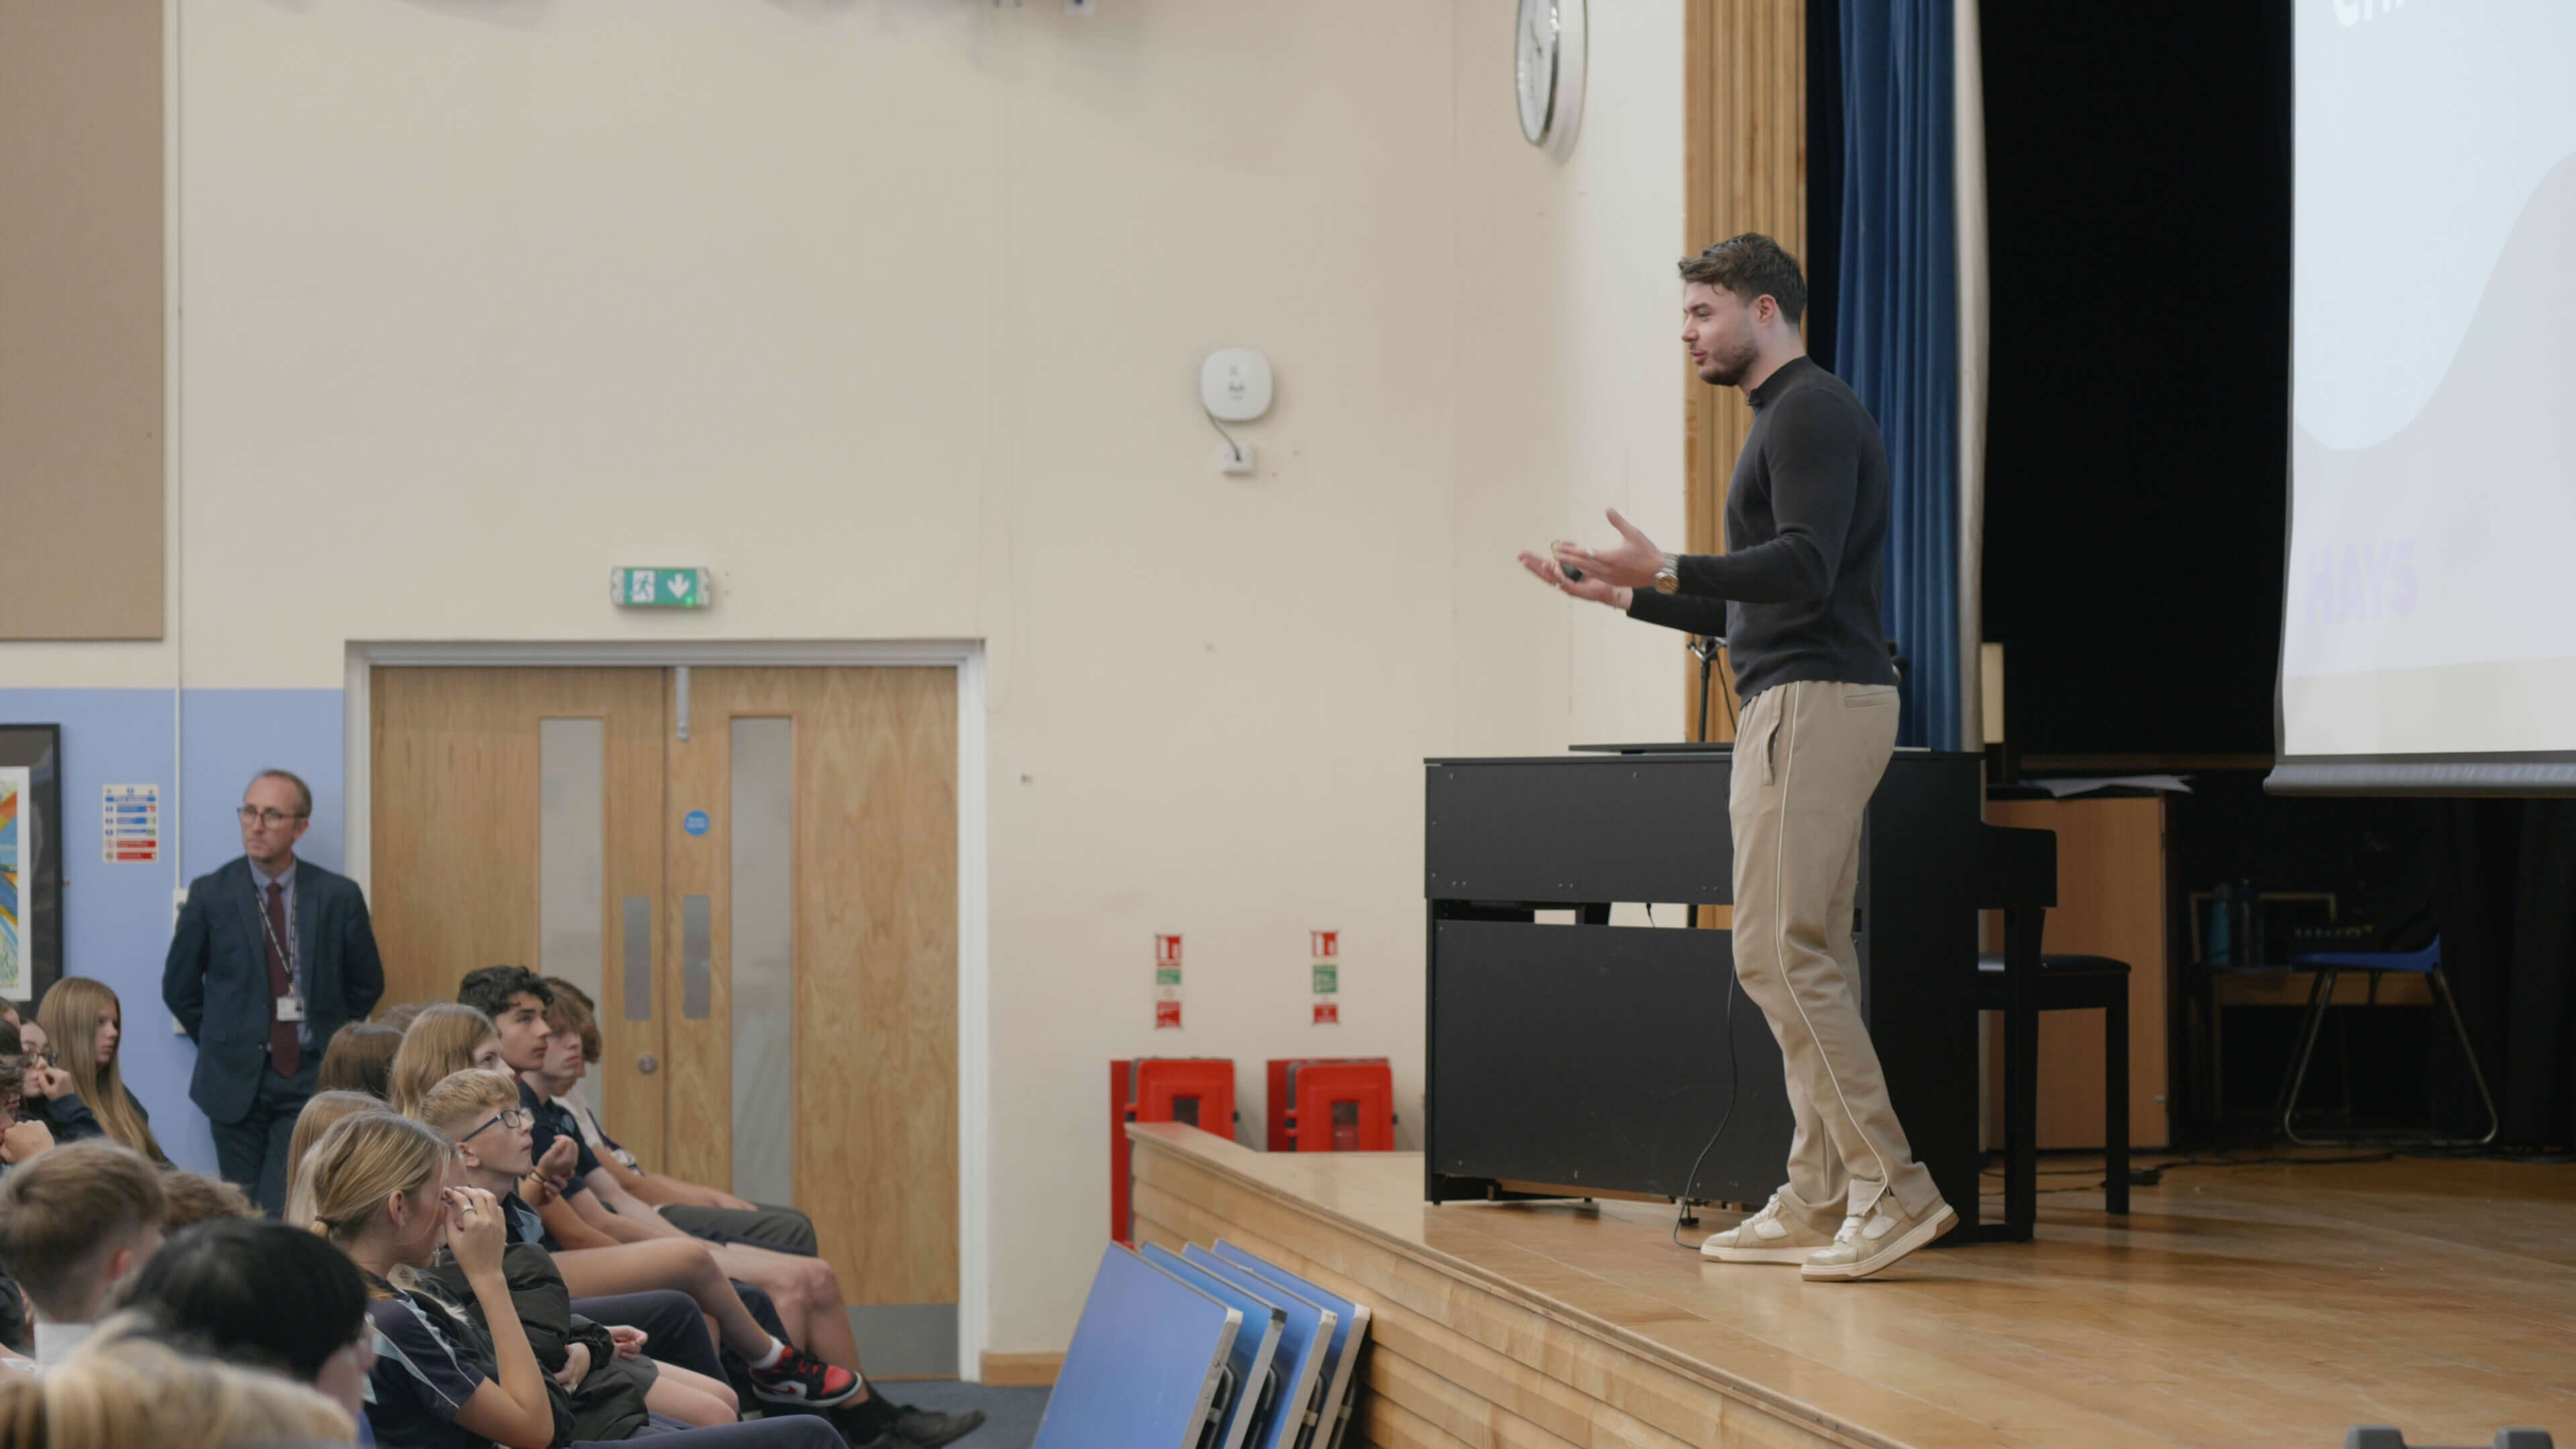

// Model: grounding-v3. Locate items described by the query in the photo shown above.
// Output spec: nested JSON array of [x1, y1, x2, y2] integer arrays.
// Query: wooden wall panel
[[0, 0, 164, 639], [1681, 0, 1806, 739]]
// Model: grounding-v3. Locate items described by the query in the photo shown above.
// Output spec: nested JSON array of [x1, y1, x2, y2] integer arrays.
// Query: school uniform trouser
[[659, 1203, 818, 1256], [569, 1291, 725, 1382]]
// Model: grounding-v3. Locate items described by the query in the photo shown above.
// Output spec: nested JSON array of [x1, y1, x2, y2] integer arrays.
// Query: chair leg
[[2006, 991, 2039, 1240], [2105, 992, 2130, 1216], [2428, 967, 2502, 1146], [2279, 969, 2338, 1146]]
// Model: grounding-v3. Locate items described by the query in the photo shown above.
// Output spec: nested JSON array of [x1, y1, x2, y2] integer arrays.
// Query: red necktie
[[264, 881, 302, 1076]]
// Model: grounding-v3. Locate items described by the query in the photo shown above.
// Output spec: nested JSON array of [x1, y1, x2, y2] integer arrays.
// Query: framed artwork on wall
[[0, 724, 63, 1004]]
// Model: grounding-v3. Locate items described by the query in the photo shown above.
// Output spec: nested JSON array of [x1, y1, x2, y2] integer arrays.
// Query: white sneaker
[[1701, 1191, 1841, 1264], [1800, 1194, 1957, 1281]]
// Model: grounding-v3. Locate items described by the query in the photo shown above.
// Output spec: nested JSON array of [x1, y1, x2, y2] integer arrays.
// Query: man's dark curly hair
[[1678, 232, 1808, 324]]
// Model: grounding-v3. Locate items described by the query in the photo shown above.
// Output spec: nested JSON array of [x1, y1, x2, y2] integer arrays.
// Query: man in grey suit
[[162, 769, 384, 1212]]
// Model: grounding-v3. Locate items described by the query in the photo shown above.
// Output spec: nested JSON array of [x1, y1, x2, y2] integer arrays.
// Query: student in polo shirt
[[539, 979, 818, 1257], [299, 1109, 849, 1449]]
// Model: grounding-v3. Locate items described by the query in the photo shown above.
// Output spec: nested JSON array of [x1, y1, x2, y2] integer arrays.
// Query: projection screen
[[2269, 0, 2576, 794]]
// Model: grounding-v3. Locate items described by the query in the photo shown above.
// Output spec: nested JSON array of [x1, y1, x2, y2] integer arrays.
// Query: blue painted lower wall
[[0, 688, 347, 1176]]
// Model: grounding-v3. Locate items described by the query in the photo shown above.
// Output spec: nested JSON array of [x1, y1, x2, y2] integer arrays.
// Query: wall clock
[[1515, 0, 1586, 156]]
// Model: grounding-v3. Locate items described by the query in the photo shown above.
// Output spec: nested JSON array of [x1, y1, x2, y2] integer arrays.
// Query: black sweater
[[1628, 356, 1900, 701]]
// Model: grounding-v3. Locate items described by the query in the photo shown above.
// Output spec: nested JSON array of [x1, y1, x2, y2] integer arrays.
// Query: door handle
[[636, 1054, 659, 1075]]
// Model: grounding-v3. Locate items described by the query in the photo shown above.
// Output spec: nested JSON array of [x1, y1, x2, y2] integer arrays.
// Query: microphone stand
[[1690, 635, 1727, 745]]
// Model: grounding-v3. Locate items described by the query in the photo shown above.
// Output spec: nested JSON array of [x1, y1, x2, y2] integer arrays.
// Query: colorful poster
[[0, 767, 25, 1002], [102, 784, 159, 864]]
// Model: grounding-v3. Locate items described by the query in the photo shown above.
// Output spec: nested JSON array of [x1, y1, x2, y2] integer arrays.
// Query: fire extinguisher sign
[[1310, 930, 1340, 1026], [1154, 934, 1183, 1029]]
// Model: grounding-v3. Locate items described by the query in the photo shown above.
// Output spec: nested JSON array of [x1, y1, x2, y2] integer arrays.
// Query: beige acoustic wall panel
[[0, 0, 164, 639]]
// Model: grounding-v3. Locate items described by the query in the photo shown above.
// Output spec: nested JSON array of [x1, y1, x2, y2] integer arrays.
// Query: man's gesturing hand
[[1515, 549, 1627, 608], [1549, 508, 1667, 590]]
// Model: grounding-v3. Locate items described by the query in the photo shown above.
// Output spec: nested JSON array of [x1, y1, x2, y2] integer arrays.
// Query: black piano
[[1424, 742, 2049, 1244]]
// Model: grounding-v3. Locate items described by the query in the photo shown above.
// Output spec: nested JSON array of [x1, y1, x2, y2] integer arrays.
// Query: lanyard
[[253, 876, 301, 993]]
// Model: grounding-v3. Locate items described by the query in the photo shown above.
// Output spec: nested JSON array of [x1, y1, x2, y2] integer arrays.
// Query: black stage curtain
[[2434, 801, 2576, 1150]]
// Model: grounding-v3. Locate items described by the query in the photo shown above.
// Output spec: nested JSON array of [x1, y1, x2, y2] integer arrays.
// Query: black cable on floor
[[1669, 968, 1740, 1252]]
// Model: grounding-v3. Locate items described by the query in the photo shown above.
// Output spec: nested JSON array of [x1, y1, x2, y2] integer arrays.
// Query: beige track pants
[[1730, 679, 1943, 1222]]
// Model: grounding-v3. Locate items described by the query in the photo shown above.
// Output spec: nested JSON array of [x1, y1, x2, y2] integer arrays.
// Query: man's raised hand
[[1550, 508, 1666, 590], [1517, 549, 1625, 607]]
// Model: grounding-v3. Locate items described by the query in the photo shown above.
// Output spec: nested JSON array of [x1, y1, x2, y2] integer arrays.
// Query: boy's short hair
[[158, 1169, 256, 1230], [413, 1068, 523, 1142], [541, 978, 603, 1063], [0, 1141, 168, 1319]]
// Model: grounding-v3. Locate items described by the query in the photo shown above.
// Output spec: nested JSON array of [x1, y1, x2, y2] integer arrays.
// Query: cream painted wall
[[0, 0, 1684, 1358]]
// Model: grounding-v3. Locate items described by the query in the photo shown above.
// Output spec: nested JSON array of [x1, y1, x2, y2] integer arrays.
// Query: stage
[[1128, 1123, 2576, 1448]]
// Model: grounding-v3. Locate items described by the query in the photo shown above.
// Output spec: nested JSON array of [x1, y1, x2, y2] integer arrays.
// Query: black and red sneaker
[[747, 1344, 862, 1407]]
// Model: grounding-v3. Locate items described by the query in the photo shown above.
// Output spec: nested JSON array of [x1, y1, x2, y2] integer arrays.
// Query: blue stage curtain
[[1833, 0, 1958, 750]]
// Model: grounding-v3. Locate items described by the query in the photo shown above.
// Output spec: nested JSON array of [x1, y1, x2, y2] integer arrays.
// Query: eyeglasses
[[458, 1106, 531, 1145], [237, 806, 309, 826]]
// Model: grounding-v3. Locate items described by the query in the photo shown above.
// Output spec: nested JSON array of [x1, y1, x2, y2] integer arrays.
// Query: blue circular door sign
[[683, 810, 711, 836]]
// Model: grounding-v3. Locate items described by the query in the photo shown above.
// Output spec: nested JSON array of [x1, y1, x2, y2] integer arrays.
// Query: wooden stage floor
[[1128, 1124, 2576, 1449]]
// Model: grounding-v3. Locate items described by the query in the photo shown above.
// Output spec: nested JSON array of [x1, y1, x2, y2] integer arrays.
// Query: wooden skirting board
[[977, 1352, 1063, 1387], [1126, 1122, 2576, 1448]]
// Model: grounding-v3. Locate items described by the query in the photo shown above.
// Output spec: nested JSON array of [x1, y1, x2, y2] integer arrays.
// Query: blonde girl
[[33, 979, 164, 1163]]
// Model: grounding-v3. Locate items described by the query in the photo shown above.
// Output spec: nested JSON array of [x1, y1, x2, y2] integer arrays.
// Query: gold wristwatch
[[1653, 553, 1681, 594]]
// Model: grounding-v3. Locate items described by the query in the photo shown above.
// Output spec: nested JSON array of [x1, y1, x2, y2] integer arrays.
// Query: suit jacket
[[160, 856, 385, 1124]]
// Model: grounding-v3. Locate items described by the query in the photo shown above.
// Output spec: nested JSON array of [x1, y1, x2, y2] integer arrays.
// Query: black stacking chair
[[1974, 823, 2133, 1242]]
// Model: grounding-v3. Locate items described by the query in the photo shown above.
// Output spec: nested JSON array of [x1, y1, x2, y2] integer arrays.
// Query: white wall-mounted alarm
[[1200, 349, 1273, 423]]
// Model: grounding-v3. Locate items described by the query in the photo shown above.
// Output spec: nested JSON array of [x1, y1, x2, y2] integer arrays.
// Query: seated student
[[30, 979, 167, 1163], [160, 1167, 258, 1228], [319, 1021, 407, 1099], [386, 1006, 513, 1114], [0, 1140, 168, 1366], [297, 1110, 847, 1449], [0, 1055, 56, 1176], [484, 974, 983, 1449], [112, 1217, 378, 1425], [539, 981, 816, 1255], [413, 1068, 742, 1432], [288, 1089, 390, 1197], [0, 1322, 354, 1447]]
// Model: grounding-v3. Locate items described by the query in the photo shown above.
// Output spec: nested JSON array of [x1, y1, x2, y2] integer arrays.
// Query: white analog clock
[[1515, 0, 1586, 156]]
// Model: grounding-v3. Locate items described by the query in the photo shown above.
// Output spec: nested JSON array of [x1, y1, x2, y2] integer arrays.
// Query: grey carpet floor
[[875, 1380, 1052, 1449]]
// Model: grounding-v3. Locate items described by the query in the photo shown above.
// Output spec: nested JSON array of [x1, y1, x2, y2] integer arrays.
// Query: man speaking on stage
[[1519, 232, 1955, 1281]]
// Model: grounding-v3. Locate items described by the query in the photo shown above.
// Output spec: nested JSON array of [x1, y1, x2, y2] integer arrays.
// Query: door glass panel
[[538, 718, 605, 1008], [731, 716, 796, 1207]]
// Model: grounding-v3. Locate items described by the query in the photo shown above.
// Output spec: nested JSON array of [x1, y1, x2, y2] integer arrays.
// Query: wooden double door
[[370, 665, 959, 1364]]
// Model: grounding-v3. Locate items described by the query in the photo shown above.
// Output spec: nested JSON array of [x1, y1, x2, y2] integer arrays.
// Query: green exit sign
[[610, 567, 713, 610]]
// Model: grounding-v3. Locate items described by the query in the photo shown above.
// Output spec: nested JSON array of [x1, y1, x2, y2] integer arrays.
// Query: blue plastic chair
[[2277, 936, 2498, 1146]]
